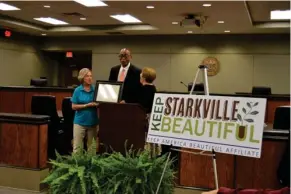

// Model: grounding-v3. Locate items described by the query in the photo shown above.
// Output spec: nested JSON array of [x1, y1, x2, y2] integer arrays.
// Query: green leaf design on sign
[[237, 114, 242, 121], [242, 108, 246, 114], [245, 118, 254, 123], [250, 111, 259, 115], [247, 102, 251, 108], [253, 102, 259, 106]]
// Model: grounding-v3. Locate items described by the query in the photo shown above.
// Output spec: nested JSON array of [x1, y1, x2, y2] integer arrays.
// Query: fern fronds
[[43, 140, 176, 194]]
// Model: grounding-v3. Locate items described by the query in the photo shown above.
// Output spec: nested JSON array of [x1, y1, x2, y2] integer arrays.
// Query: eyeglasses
[[118, 54, 130, 59]]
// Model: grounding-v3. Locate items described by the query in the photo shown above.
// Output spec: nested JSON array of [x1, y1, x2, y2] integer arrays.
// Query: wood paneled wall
[[235, 140, 287, 189], [180, 151, 234, 188], [0, 89, 73, 113], [0, 123, 48, 169], [179, 139, 288, 189]]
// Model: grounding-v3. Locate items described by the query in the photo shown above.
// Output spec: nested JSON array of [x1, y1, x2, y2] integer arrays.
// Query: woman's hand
[[87, 102, 99, 107], [72, 102, 99, 110]]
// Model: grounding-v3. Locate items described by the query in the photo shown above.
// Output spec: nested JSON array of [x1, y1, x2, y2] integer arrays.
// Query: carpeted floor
[[175, 188, 202, 194], [0, 187, 202, 194]]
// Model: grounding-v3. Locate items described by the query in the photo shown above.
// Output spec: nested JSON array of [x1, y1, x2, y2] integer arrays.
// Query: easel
[[155, 65, 219, 194]]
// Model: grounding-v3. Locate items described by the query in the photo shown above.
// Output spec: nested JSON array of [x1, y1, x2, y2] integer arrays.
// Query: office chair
[[62, 97, 75, 153], [188, 83, 205, 94], [31, 95, 63, 159], [30, 78, 48, 87], [277, 136, 290, 187], [251, 86, 272, 95], [273, 106, 290, 130]]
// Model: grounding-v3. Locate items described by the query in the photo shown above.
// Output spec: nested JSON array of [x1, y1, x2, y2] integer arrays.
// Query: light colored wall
[[0, 37, 58, 86], [43, 35, 290, 94]]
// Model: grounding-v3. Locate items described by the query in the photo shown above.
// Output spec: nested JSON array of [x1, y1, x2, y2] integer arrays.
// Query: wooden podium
[[0, 113, 50, 192], [98, 103, 147, 154]]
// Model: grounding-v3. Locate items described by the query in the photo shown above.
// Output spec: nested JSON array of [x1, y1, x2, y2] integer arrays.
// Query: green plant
[[42, 144, 105, 194], [42, 142, 176, 194], [102, 148, 175, 194]]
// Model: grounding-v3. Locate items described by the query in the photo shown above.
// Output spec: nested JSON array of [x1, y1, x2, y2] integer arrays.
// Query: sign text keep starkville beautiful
[[146, 94, 267, 158]]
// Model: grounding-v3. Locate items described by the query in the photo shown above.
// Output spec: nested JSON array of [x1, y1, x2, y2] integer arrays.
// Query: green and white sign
[[146, 94, 267, 158]]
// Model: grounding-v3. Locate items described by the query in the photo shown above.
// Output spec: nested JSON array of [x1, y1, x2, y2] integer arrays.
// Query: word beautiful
[[147, 94, 266, 158]]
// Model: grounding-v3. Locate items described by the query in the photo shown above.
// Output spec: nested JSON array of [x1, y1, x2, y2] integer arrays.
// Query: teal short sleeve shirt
[[71, 85, 98, 127]]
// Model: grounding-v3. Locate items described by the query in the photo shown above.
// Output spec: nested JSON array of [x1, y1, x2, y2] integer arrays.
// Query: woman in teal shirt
[[71, 68, 98, 152]]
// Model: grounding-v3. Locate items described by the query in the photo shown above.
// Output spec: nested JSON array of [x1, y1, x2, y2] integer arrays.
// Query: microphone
[[180, 81, 188, 88]]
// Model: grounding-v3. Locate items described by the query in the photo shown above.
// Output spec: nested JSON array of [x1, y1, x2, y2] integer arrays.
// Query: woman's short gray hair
[[78, 68, 91, 83]]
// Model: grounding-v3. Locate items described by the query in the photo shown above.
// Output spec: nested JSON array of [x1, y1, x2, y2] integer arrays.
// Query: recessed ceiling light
[[203, 4, 211, 7], [44, 5, 50, 8], [0, 3, 20, 11], [187, 31, 193, 33], [80, 17, 87, 20], [41, 33, 47, 36], [218, 21, 224, 24], [73, 0, 107, 7], [270, 10, 291, 20], [172, 21, 179, 25], [224, 30, 230, 33], [110, 14, 142, 23], [146, 5, 154, 9], [34, 17, 69, 25]]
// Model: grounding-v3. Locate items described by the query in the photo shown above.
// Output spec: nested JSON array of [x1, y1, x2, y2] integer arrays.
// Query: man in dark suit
[[108, 48, 141, 103]]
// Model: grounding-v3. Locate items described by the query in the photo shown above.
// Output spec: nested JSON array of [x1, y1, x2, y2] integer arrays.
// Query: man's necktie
[[119, 69, 126, 82]]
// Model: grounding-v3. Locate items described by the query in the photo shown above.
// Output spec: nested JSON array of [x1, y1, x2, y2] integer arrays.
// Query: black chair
[[273, 106, 290, 130], [31, 95, 63, 159], [30, 78, 48, 87], [188, 83, 205, 94], [62, 97, 75, 153], [277, 136, 290, 187], [273, 106, 290, 186], [251, 86, 272, 95]]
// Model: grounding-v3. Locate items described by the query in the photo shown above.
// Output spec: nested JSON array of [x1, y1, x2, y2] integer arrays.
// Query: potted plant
[[42, 142, 175, 194]]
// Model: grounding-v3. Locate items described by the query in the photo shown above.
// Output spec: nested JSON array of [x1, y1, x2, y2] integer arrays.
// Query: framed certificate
[[94, 81, 124, 103]]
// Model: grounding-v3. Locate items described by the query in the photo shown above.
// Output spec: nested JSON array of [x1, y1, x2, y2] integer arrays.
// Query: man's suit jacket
[[109, 64, 141, 103]]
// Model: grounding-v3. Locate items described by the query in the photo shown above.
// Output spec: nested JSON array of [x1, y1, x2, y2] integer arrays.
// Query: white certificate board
[[94, 81, 123, 103]]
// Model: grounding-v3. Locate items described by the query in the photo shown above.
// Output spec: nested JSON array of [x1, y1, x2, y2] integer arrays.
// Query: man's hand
[[120, 100, 126, 104]]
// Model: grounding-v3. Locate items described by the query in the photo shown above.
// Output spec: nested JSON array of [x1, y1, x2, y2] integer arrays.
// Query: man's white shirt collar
[[120, 62, 130, 71]]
